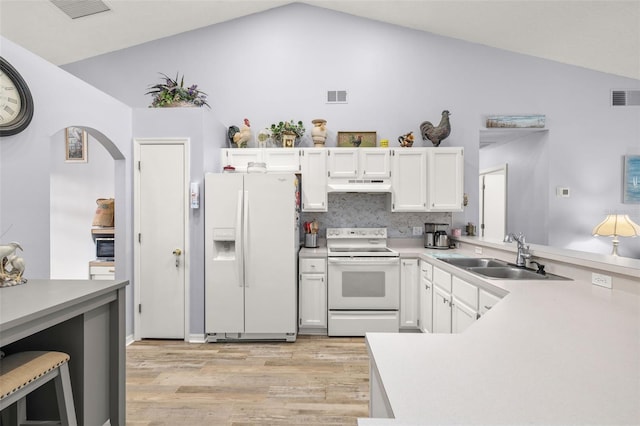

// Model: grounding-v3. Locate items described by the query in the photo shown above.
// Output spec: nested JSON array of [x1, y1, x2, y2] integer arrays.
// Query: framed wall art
[[65, 127, 87, 162], [623, 155, 640, 203], [337, 131, 377, 148]]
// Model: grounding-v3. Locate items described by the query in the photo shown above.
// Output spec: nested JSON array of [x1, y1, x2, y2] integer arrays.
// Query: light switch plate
[[592, 272, 612, 289], [413, 226, 423, 236]]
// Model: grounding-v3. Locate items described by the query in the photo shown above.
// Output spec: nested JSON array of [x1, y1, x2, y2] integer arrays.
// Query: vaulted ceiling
[[1, 0, 638, 80]]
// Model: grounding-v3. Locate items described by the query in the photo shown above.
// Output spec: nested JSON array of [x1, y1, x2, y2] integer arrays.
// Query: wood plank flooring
[[126, 336, 369, 426]]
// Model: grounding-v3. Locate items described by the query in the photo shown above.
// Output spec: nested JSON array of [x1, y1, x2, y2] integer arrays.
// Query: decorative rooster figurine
[[420, 110, 452, 147], [228, 118, 252, 148]]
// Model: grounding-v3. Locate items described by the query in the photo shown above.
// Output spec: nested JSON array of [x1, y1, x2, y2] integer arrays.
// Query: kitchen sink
[[441, 257, 509, 268], [440, 257, 572, 281]]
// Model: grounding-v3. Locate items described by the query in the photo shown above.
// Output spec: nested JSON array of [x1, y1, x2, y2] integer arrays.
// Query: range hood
[[327, 179, 392, 193]]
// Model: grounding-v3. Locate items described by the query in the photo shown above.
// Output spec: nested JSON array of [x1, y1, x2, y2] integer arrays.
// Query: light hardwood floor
[[126, 336, 370, 426]]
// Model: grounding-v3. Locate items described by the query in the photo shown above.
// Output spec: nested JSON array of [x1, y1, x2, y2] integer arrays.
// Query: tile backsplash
[[300, 193, 451, 238]]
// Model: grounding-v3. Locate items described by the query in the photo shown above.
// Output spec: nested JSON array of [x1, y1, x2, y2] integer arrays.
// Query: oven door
[[328, 257, 400, 310]]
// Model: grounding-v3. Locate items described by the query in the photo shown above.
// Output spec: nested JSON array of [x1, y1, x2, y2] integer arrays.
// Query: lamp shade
[[592, 214, 640, 237]]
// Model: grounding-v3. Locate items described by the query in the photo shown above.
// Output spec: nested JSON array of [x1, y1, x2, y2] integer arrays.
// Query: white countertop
[[360, 241, 640, 425]]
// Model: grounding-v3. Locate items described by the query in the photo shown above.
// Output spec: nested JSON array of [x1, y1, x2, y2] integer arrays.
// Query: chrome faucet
[[505, 233, 531, 267]]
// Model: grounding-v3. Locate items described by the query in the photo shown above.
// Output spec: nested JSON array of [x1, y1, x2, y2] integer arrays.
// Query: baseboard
[[188, 333, 207, 343], [126, 334, 135, 346]]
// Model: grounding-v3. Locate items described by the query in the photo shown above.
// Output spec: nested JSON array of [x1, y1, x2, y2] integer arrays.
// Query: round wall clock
[[0, 57, 34, 137]]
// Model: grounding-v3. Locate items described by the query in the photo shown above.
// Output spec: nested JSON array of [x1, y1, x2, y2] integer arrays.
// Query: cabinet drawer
[[433, 267, 451, 292], [479, 289, 502, 315], [90, 265, 115, 275], [452, 276, 478, 310], [420, 260, 433, 281], [299, 258, 325, 273]]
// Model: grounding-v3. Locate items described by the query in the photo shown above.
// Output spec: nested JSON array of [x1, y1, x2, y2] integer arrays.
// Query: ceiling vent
[[611, 89, 640, 106], [327, 90, 348, 104], [50, 0, 110, 19]]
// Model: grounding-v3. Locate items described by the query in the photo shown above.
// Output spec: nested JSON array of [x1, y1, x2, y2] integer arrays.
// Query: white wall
[[62, 4, 640, 258], [0, 36, 134, 333]]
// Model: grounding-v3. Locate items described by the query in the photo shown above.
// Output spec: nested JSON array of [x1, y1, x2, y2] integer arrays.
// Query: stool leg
[[17, 398, 27, 425], [53, 363, 77, 426]]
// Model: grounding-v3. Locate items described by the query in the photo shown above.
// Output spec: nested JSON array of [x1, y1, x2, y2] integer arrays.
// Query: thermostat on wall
[[556, 187, 570, 197]]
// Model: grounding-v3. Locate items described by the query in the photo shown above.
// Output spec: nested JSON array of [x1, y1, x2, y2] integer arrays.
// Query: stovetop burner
[[326, 227, 399, 257]]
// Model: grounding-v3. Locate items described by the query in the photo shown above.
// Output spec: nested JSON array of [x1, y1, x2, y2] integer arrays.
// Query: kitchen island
[[359, 239, 640, 425], [0, 279, 127, 426]]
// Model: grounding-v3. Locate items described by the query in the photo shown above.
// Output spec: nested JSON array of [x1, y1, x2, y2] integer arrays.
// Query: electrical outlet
[[413, 226, 423, 236], [475, 246, 483, 254], [592, 272, 612, 289]]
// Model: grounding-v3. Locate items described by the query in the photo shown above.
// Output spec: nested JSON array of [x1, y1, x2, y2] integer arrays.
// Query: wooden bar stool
[[0, 351, 77, 426]]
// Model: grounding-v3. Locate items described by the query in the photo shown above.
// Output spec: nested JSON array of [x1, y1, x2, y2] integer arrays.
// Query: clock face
[[0, 71, 23, 125], [0, 57, 34, 137]]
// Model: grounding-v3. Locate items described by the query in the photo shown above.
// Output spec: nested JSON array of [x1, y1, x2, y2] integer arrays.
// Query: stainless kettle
[[435, 231, 450, 248]]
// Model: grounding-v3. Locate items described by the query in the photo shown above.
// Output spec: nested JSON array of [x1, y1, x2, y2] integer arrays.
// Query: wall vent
[[50, 0, 111, 19], [327, 90, 348, 104], [611, 89, 640, 106]]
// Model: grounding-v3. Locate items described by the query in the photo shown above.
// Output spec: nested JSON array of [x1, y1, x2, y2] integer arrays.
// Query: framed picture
[[623, 155, 640, 203], [65, 127, 87, 162], [337, 131, 377, 148]]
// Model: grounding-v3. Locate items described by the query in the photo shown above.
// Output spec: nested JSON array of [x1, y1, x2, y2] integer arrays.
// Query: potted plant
[[146, 73, 210, 108], [270, 120, 305, 147]]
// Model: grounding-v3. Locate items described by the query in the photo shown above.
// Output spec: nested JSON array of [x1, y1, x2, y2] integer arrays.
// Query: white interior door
[[479, 165, 507, 241], [135, 139, 188, 339]]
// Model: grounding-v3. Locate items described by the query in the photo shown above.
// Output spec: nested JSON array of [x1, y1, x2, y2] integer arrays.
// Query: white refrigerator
[[204, 172, 299, 342]]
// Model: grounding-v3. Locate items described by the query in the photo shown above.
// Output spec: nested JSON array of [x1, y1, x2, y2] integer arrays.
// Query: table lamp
[[592, 214, 640, 256]]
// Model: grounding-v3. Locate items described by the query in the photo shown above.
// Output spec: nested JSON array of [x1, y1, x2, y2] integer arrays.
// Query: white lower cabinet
[[400, 259, 420, 329], [298, 257, 327, 334], [479, 288, 502, 316], [431, 266, 489, 334], [419, 260, 433, 333], [452, 298, 477, 333]]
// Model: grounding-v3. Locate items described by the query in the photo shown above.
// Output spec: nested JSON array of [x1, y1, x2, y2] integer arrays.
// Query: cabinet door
[[452, 297, 477, 333], [300, 149, 328, 212], [400, 259, 420, 329], [361, 148, 390, 179], [432, 286, 452, 334], [264, 148, 300, 172], [299, 273, 327, 329], [222, 148, 263, 172], [390, 148, 427, 212], [428, 147, 464, 211], [328, 148, 358, 178], [419, 261, 433, 333], [479, 289, 502, 316]]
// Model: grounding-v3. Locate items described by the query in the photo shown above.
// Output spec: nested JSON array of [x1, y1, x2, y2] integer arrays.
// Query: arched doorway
[[49, 126, 125, 279]]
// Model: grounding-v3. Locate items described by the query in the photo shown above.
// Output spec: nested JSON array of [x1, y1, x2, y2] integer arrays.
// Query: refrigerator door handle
[[236, 190, 244, 287], [243, 189, 249, 288]]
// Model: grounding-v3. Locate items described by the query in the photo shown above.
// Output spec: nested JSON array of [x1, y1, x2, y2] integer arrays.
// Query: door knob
[[173, 249, 182, 256]]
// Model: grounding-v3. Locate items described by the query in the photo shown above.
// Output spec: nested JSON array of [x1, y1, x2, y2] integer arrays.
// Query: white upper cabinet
[[360, 148, 391, 179], [222, 148, 300, 172], [328, 148, 359, 179], [428, 147, 464, 211], [221, 148, 262, 172], [263, 148, 300, 172], [327, 148, 390, 179], [390, 148, 427, 212], [300, 148, 328, 212]]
